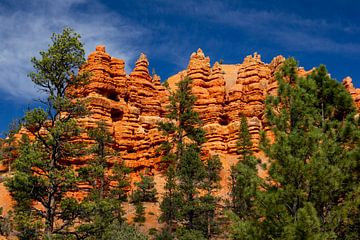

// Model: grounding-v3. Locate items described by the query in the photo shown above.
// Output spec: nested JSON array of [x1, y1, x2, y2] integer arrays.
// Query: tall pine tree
[[158, 77, 206, 231], [229, 58, 360, 239], [158, 77, 222, 238], [229, 116, 260, 218], [77, 120, 131, 239], [199, 155, 222, 238], [5, 28, 88, 239]]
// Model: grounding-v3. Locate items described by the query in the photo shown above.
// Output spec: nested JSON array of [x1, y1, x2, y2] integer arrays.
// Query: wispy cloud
[[154, 0, 360, 55], [1, 0, 359, 101], [0, 0, 147, 101]]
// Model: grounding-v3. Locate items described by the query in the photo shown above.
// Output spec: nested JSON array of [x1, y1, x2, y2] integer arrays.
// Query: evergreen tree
[[158, 164, 181, 227], [109, 162, 132, 211], [158, 77, 206, 233], [131, 173, 157, 224], [177, 143, 206, 230], [82, 121, 113, 200], [77, 121, 131, 239], [158, 77, 206, 165], [237, 116, 253, 159], [131, 173, 158, 203], [229, 58, 360, 239], [158, 77, 222, 238], [5, 28, 88, 239], [198, 155, 222, 238], [100, 220, 148, 240], [133, 202, 146, 224], [229, 116, 260, 218]]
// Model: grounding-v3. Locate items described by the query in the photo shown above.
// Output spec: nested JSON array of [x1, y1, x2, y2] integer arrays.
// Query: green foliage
[[176, 228, 207, 240], [155, 227, 173, 240], [236, 116, 253, 159], [28, 27, 87, 98], [5, 27, 88, 238], [0, 208, 12, 237], [158, 77, 207, 232], [133, 202, 146, 223], [77, 121, 131, 239], [197, 155, 223, 238], [130, 172, 157, 224], [100, 220, 148, 240], [229, 116, 261, 219], [229, 58, 360, 239], [0, 121, 20, 172], [177, 144, 206, 230], [149, 227, 158, 235], [226, 210, 260, 240], [110, 162, 132, 203], [158, 77, 222, 238], [281, 203, 335, 240], [131, 173, 158, 203], [159, 164, 182, 226], [158, 77, 206, 166], [13, 210, 43, 240]]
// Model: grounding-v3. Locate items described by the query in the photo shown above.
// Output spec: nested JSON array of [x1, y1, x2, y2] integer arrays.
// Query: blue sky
[[0, 0, 359, 134]]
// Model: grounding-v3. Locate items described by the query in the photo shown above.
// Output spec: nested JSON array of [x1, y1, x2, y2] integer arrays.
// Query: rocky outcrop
[[343, 76, 360, 109], [167, 51, 282, 154], [72, 46, 169, 170], [1, 46, 359, 229], [167, 50, 360, 157], [2, 45, 359, 183]]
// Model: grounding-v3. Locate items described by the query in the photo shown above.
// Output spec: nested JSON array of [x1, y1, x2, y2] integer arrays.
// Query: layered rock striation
[[1, 46, 359, 222], [343, 76, 360, 109], [70, 45, 360, 169], [73, 46, 170, 170]]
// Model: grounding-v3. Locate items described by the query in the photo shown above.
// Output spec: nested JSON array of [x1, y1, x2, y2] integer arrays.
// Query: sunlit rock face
[[72, 46, 169, 170], [71, 47, 286, 171], [168, 50, 286, 155], [1, 46, 359, 230], [343, 76, 360, 109], [3, 45, 358, 176]]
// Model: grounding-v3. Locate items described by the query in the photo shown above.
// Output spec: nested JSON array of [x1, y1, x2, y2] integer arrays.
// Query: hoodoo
[[1, 46, 359, 231]]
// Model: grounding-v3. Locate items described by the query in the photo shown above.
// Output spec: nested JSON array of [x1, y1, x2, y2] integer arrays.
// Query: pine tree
[[77, 121, 131, 239], [131, 174, 158, 203], [131, 173, 157, 224], [158, 76, 206, 165], [237, 116, 253, 159], [158, 164, 181, 227], [133, 202, 146, 224], [158, 77, 206, 232], [82, 121, 113, 200], [229, 116, 260, 218], [199, 155, 222, 238], [109, 162, 132, 212], [101, 220, 148, 240], [158, 77, 222, 238], [177, 143, 206, 230], [5, 28, 88, 239], [228, 58, 360, 239]]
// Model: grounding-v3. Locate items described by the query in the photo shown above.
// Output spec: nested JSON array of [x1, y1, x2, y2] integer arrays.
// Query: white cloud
[[154, 0, 360, 55], [0, 0, 147, 100]]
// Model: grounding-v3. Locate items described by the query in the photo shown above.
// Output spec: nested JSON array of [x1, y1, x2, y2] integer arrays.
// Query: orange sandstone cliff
[[1, 46, 359, 230]]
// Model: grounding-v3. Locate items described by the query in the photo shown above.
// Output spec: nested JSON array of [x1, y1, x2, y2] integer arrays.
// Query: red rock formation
[[75, 47, 169, 170], [1, 46, 360, 232], [343, 76, 360, 109]]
